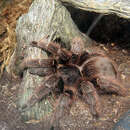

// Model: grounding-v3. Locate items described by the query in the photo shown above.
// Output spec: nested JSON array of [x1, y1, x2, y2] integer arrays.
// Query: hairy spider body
[[20, 37, 127, 127]]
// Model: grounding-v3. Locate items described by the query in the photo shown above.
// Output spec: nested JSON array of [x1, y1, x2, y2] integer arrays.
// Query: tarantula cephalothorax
[[19, 37, 127, 125]]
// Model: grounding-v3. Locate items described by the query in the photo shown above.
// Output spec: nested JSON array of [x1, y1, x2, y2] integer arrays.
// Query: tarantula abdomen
[[81, 53, 127, 96]]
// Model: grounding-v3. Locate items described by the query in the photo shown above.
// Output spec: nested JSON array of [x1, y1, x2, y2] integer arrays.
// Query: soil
[[0, 42, 130, 130], [0, 1, 130, 130]]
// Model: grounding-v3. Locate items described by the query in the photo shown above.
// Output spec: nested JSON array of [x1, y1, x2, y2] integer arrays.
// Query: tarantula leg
[[21, 75, 59, 111], [28, 67, 55, 76], [96, 76, 127, 96], [50, 94, 72, 129], [31, 37, 73, 63], [21, 85, 52, 111], [79, 81, 101, 116], [19, 58, 55, 74], [21, 58, 55, 68], [31, 39, 59, 54]]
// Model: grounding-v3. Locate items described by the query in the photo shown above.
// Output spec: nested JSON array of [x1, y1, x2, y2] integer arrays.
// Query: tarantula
[[19, 36, 127, 126]]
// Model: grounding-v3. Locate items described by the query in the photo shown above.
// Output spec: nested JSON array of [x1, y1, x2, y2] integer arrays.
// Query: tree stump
[[7, 0, 93, 122]]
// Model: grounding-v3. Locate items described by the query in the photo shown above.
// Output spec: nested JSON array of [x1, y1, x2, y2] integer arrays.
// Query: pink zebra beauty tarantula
[[20, 36, 127, 119]]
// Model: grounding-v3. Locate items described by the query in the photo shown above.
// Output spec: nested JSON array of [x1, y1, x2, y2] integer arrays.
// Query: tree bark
[[7, 0, 93, 121], [60, 0, 130, 19]]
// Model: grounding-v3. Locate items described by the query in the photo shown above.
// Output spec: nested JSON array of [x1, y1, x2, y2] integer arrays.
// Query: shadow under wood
[[66, 6, 130, 50]]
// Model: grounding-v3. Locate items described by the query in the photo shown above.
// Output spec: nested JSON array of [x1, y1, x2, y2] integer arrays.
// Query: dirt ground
[[0, 1, 130, 130], [0, 42, 130, 130]]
